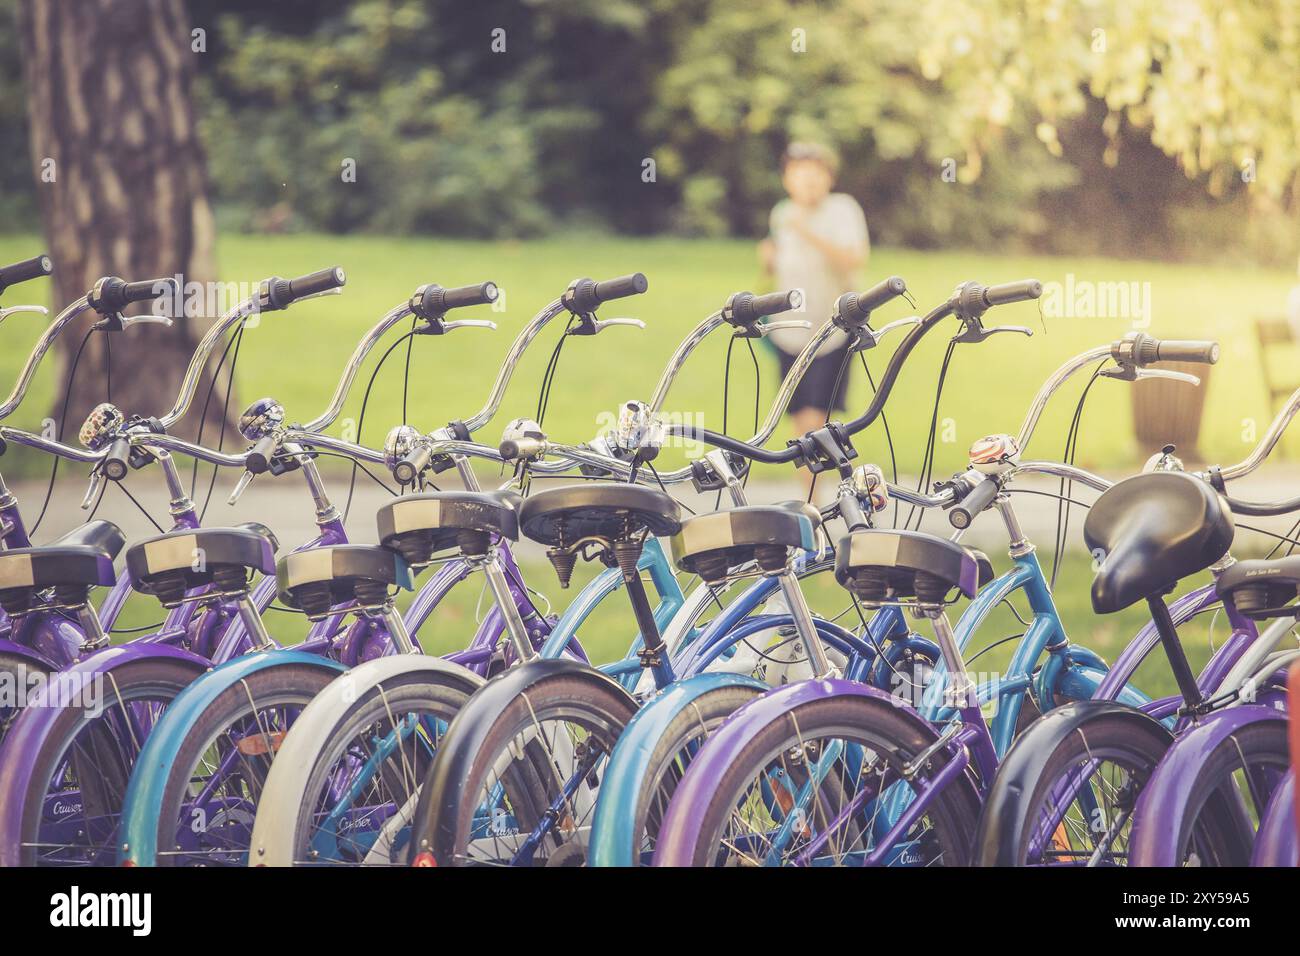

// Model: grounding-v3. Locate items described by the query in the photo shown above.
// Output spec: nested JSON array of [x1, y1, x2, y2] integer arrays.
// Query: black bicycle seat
[[518, 483, 681, 546], [1085, 472, 1233, 614]]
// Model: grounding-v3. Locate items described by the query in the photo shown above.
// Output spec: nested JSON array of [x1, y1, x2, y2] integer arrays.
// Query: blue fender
[[117, 649, 346, 865], [1130, 705, 1287, 866], [0, 642, 211, 866], [974, 700, 1173, 865], [1252, 770, 1296, 867], [588, 672, 767, 866]]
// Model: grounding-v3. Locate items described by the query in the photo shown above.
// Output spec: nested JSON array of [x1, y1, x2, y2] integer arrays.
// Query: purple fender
[[0, 642, 209, 865], [0, 636, 56, 671], [1129, 705, 1288, 866], [651, 678, 954, 866], [1252, 770, 1297, 866]]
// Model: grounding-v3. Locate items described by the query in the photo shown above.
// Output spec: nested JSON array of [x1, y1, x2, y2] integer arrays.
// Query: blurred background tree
[[2, 0, 1296, 260]]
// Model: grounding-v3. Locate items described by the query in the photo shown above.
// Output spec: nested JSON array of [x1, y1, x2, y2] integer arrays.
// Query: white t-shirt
[[768, 193, 869, 356]]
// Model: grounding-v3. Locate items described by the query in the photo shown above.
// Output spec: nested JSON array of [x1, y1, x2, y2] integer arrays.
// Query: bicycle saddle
[[518, 483, 681, 547], [834, 528, 987, 603], [377, 490, 522, 563], [1084, 471, 1233, 614], [126, 523, 279, 604], [1216, 555, 1300, 619], [0, 519, 124, 613], [276, 544, 414, 618], [671, 503, 821, 584]]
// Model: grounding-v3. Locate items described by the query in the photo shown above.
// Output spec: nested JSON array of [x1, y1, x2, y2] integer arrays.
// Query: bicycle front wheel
[[658, 692, 981, 867]]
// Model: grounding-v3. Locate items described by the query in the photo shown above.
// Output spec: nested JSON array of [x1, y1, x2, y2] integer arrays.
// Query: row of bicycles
[[0, 250, 1295, 867]]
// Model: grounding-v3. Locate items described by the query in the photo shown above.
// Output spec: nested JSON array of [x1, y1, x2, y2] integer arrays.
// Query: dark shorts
[[776, 345, 852, 415]]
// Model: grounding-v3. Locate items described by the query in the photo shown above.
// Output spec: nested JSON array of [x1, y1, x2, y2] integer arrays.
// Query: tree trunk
[[18, 0, 230, 442]]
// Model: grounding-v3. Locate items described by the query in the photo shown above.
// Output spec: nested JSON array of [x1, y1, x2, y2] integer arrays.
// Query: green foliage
[[1, 0, 1295, 264]]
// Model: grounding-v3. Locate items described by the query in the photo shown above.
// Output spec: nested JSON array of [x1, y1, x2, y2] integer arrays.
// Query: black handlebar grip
[[949, 475, 1002, 529], [288, 267, 346, 302], [102, 437, 131, 482], [858, 275, 908, 313], [122, 277, 179, 305], [726, 289, 802, 326], [246, 433, 280, 474], [0, 254, 53, 294], [594, 273, 648, 303], [392, 443, 433, 485], [260, 267, 346, 312], [1147, 339, 1220, 366], [411, 281, 498, 320], [835, 276, 908, 326], [565, 273, 648, 314], [982, 279, 1043, 307], [499, 436, 545, 461], [89, 276, 180, 314]]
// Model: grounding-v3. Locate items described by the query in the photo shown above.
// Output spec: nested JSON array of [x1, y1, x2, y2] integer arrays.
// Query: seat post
[[925, 607, 976, 711], [379, 603, 417, 655], [483, 551, 536, 663], [75, 602, 110, 652], [1146, 595, 1203, 708], [235, 594, 274, 652], [776, 569, 837, 679], [613, 539, 674, 686]]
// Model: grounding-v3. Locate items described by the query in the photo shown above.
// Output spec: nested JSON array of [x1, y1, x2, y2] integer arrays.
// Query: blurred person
[[759, 142, 870, 495]]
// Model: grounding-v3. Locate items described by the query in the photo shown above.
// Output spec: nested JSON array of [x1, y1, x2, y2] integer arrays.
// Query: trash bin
[[1131, 361, 1211, 462]]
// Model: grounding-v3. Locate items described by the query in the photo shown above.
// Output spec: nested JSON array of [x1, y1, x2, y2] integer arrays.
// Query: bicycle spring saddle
[[519, 483, 681, 588], [377, 490, 522, 564], [276, 545, 414, 619], [126, 523, 280, 605], [833, 528, 992, 603], [0, 519, 124, 613], [1215, 554, 1300, 619], [1084, 471, 1234, 614], [671, 502, 821, 584], [518, 484, 682, 546]]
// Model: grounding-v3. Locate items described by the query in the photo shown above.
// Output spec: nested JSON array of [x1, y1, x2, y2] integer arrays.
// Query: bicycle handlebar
[[0, 255, 53, 296], [981, 279, 1044, 308], [563, 273, 648, 314], [257, 267, 346, 313], [835, 275, 909, 325], [88, 275, 180, 315], [725, 289, 803, 326], [410, 281, 498, 320]]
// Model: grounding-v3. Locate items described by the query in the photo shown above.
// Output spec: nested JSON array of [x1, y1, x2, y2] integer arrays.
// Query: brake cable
[[343, 321, 419, 523], [905, 338, 957, 530], [198, 324, 246, 521], [30, 326, 96, 536], [1048, 361, 1105, 592]]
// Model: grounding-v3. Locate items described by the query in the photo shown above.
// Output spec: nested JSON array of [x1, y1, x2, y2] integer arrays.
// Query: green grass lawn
[[2, 233, 1298, 484]]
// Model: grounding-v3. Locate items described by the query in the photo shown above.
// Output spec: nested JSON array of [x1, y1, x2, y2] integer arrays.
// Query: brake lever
[[0, 304, 49, 325], [289, 287, 344, 305], [854, 316, 921, 352], [1135, 368, 1201, 387], [227, 470, 256, 506], [758, 320, 813, 334], [441, 319, 498, 332], [953, 319, 1033, 345], [81, 470, 105, 510], [92, 313, 175, 332], [589, 317, 645, 333]]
